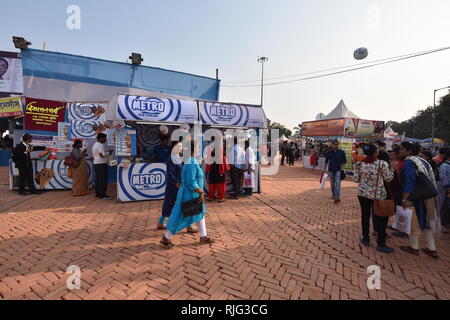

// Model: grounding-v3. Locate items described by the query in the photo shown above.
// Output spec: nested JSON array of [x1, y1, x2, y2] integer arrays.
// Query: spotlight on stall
[[12, 36, 32, 50], [129, 53, 143, 65]]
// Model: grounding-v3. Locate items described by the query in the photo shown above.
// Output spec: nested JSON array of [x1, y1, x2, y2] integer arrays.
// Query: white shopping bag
[[243, 172, 255, 188], [392, 205, 413, 235], [320, 172, 328, 190]]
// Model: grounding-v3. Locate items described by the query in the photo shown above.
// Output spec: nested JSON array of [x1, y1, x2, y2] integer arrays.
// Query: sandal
[[400, 246, 420, 256], [186, 226, 198, 233], [199, 236, 215, 244], [422, 249, 439, 259], [160, 236, 174, 249], [157, 224, 166, 230]]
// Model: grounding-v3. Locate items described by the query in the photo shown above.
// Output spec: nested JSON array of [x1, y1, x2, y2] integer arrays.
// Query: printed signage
[[67, 102, 107, 121], [24, 98, 66, 133], [117, 95, 197, 123], [200, 102, 266, 128], [0, 96, 23, 118], [117, 163, 166, 202]]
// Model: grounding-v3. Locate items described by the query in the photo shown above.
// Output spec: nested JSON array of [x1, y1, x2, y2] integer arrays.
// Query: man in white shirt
[[230, 137, 245, 199], [92, 133, 112, 199], [244, 140, 257, 197]]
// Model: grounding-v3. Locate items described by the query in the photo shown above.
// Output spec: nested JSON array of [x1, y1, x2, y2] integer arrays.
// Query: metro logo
[[209, 105, 236, 118], [131, 98, 165, 113], [74, 105, 93, 116], [73, 123, 93, 133], [131, 173, 164, 187]]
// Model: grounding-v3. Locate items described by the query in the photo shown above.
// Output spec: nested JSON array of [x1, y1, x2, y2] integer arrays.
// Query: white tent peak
[[323, 99, 360, 120]]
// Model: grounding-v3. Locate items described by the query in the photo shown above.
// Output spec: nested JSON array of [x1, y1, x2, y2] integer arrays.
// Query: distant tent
[[323, 99, 360, 120], [278, 135, 289, 141]]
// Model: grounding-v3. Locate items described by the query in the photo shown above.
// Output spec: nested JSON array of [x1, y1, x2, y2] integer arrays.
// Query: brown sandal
[[199, 236, 215, 244], [400, 246, 420, 256], [160, 236, 174, 249], [422, 249, 439, 259], [157, 224, 166, 230]]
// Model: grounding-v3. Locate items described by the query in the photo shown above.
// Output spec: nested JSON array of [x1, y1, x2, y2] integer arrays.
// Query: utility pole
[[432, 86, 450, 151], [257, 57, 268, 107]]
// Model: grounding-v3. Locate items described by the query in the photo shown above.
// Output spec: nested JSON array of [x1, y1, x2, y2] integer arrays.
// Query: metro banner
[[0, 96, 23, 117], [24, 97, 66, 133], [117, 95, 197, 123], [199, 102, 266, 128]]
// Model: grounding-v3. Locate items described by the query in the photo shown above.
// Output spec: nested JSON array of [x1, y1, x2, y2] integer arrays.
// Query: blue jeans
[[329, 170, 341, 199]]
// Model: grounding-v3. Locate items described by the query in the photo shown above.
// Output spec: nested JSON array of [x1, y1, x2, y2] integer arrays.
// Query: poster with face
[[0, 51, 23, 95]]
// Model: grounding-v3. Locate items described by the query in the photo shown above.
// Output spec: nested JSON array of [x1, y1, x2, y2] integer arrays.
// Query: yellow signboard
[[0, 96, 23, 117]]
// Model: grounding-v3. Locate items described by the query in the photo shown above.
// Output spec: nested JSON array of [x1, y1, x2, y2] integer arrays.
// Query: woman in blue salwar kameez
[[160, 141, 214, 248], [399, 142, 440, 259]]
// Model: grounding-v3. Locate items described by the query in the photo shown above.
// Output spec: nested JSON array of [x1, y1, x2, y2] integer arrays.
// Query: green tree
[[267, 118, 292, 140], [387, 92, 450, 142]]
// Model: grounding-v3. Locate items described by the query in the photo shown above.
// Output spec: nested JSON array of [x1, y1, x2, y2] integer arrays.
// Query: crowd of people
[[345, 141, 450, 257]]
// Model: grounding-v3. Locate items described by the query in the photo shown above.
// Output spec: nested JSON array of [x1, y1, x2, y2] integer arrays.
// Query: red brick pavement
[[0, 164, 449, 300]]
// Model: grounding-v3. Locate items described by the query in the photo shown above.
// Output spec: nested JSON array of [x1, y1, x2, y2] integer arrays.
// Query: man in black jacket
[[12, 134, 47, 195]]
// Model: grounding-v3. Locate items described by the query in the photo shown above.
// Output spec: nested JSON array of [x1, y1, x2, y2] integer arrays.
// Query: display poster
[[67, 102, 107, 121], [24, 98, 66, 133], [339, 138, 355, 171], [116, 128, 137, 156], [117, 95, 197, 123], [0, 51, 23, 95], [29, 134, 73, 153], [0, 96, 23, 117], [200, 102, 266, 128], [58, 122, 71, 141]]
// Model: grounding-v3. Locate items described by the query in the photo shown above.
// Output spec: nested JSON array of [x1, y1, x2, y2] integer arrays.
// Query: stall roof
[[322, 100, 360, 120]]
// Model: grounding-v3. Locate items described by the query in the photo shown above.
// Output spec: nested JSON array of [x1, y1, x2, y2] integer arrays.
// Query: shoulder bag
[[181, 164, 204, 217], [373, 161, 395, 217], [331, 150, 346, 180], [407, 169, 438, 201]]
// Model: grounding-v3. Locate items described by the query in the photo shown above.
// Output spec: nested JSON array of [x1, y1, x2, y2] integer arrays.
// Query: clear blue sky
[[1, 0, 450, 130]]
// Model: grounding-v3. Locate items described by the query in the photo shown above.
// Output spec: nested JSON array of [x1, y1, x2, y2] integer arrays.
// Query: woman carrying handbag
[[353, 143, 395, 253], [160, 141, 214, 249]]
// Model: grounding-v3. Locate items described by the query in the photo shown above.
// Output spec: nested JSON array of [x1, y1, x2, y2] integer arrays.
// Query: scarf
[[405, 156, 441, 234]]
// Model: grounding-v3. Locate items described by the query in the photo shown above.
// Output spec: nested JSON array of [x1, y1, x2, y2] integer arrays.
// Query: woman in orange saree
[[68, 140, 90, 196]]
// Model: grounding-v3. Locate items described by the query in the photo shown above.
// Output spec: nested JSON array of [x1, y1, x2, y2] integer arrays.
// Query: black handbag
[[180, 166, 204, 217], [407, 171, 438, 201], [182, 197, 204, 217], [340, 171, 346, 180]]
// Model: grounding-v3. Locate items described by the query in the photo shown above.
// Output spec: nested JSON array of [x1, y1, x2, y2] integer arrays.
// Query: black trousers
[[281, 154, 286, 165], [358, 196, 389, 246], [230, 165, 243, 197], [94, 163, 108, 198], [18, 166, 36, 192]]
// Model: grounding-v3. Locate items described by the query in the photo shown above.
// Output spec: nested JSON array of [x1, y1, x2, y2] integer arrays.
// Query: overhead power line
[[221, 46, 450, 88]]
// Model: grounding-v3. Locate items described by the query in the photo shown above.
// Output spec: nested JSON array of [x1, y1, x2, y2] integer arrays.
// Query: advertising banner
[[58, 122, 71, 141], [344, 119, 385, 137], [339, 138, 355, 171], [301, 119, 345, 137], [199, 102, 266, 128], [0, 51, 23, 96], [67, 102, 107, 121], [0, 96, 23, 117], [24, 98, 66, 133], [116, 128, 137, 156], [29, 134, 73, 153], [117, 162, 166, 202], [117, 95, 197, 123]]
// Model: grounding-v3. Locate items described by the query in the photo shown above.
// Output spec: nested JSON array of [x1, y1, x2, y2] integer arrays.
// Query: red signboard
[[24, 98, 66, 133], [301, 119, 345, 136]]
